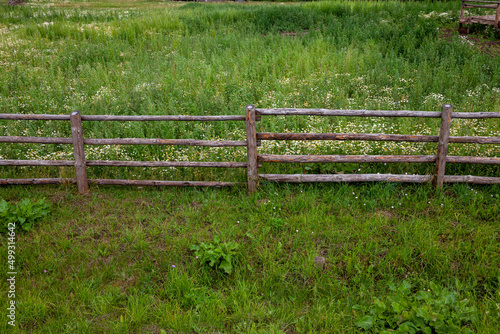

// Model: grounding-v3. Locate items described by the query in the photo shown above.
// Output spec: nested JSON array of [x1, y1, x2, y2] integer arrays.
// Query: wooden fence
[[459, 0, 500, 29], [0, 104, 499, 194]]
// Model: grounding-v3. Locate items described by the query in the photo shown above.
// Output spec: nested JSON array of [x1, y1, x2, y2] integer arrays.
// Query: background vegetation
[[0, 0, 499, 182], [0, 1, 499, 332]]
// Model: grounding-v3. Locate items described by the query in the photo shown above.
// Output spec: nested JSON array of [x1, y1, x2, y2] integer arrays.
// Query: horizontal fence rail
[[256, 133, 500, 144], [255, 108, 500, 119], [0, 104, 499, 193], [0, 114, 261, 122]]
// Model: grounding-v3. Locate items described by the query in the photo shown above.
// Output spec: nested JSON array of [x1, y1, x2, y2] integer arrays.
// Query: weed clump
[[0, 198, 51, 233], [353, 281, 477, 333], [190, 236, 239, 275]]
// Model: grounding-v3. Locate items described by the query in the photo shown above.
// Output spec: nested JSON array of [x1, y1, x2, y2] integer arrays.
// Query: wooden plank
[[449, 112, 499, 119], [0, 160, 75, 166], [70, 111, 89, 194], [258, 174, 432, 183], [256, 108, 442, 118], [257, 109, 500, 119], [434, 104, 453, 188], [497, 2, 500, 27], [463, 4, 498, 8], [257, 133, 500, 144], [1, 111, 497, 121], [6, 156, 493, 168], [246, 105, 258, 192], [446, 156, 500, 164], [0, 178, 76, 185], [86, 161, 248, 168], [258, 154, 436, 164], [2, 133, 496, 145], [449, 136, 500, 144], [81, 115, 248, 122], [459, 15, 499, 25], [0, 136, 261, 146], [83, 138, 248, 147], [0, 114, 70, 121], [443, 175, 500, 184], [0, 136, 73, 144], [88, 179, 239, 187], [462, 0, 500, 4], [258, 132, 437, 142]]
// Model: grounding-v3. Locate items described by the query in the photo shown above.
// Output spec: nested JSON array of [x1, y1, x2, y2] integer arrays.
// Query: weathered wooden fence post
[[434, 104, 453, 188], [246, 105, 258, 192], [70, 111, 89, 194]]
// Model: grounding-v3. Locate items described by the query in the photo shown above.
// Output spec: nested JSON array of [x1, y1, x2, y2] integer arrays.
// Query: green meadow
[[0, 1, 499, 333]]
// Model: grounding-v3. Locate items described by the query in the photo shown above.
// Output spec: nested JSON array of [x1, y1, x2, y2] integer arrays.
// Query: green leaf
[[219, 259, 232, 274], [371, 298, 386, 316], [391, 301, 405, 314], [355, 315, 374, 330]]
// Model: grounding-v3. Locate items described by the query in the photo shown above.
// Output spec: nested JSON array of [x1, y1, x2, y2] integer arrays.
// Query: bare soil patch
[[439, 27, 500, 56]]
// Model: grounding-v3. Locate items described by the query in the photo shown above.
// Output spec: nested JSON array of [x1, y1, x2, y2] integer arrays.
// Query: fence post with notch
[[246, 104, 258, 192], [70, 111, 89, 194], [434, 104, 453, 188]]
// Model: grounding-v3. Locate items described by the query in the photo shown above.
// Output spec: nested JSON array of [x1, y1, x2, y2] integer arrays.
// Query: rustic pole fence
[[0, 105, 499, 193], [252, 105, 500, 188]]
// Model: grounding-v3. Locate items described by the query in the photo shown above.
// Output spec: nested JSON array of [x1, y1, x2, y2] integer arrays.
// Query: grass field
[[0, 0, 499, 333]]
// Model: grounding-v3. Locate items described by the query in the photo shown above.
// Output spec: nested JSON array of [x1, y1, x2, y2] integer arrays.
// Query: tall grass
[[0, 1, 498, 181]]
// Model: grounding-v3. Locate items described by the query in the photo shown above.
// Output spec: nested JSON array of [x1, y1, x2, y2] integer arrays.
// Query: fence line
[[249, 104, 500, 191], [0, 104, 499, 193]]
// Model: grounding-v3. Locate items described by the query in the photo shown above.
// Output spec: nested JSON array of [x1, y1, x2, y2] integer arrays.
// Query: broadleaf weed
[[0, 198, 51, 233], [190, 236, 239, 275], [354, 281, 477, 333]]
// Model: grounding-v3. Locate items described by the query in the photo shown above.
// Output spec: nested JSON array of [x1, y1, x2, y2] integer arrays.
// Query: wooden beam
[[70, 111, 89, 194], [256, 132, 500, 144], [89, 179, 239, 187], [258, 154, 436, 164], [434, 105, 453, 188], [0, 160, 75, 166], [443, 175, 500, 184], [246, 105, 258, 192], [85, 161, 248, 168], [83, 138, 249, 147], [258, 174, 432, 183], [0, 178, 76, 185]]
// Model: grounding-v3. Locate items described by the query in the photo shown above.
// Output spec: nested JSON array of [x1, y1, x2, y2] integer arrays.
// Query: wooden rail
[[0, 105, 499, 193]]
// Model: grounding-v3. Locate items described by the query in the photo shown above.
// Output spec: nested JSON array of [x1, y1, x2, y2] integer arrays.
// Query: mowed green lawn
[[0, 0, 499, 333]]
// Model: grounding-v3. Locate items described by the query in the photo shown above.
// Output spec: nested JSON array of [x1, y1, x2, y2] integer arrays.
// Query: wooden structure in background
[[459, 0, 500, 29], [1, 0, 26, 6], [0, 105, 499, 193]]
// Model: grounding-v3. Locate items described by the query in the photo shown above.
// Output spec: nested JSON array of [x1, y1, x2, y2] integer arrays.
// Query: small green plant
[[0, 198, 51, 233], [269, 217, 286, 230], [190, 236, 239, 275], [353, 281, 477, 333]]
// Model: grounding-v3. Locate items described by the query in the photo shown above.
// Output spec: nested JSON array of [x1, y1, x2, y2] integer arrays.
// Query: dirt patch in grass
[[439, 27, 500, 56]]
